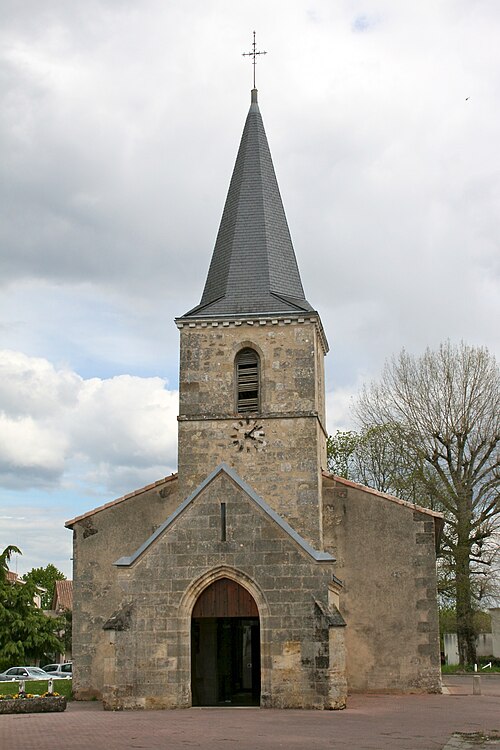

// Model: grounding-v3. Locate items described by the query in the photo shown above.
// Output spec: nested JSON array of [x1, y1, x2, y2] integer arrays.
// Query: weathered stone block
[[0, 697, 67, 714]]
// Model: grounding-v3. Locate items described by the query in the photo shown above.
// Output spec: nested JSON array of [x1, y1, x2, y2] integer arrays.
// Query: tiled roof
[[322, 471, 445, 519], [180, 89, 314, 319], [65, 473, 178, 527], [323, 472, 444, 552], [53, 579, 73, 612]]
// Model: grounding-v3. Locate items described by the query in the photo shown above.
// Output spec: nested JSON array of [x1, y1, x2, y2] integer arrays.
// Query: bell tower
[[175, 88, 329, 549]]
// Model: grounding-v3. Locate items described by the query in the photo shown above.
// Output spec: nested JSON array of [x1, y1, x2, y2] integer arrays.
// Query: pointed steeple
[[182, 89, 314, 318]]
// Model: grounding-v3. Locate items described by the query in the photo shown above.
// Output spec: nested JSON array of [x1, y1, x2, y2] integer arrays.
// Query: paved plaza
[[1, 676, 499, 750]]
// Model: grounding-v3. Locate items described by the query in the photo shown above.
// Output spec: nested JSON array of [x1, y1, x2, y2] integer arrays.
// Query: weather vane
[[242, 31, 267, 89]]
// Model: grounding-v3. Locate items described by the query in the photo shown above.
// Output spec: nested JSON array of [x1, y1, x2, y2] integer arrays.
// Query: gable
[[114, 463, 334, 568], [65, 474, 178, 527], [323, 472, 444, 545]]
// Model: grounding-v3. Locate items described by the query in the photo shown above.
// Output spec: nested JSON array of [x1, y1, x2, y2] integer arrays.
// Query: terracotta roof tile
[[53, 579, 73, 611], [322, 471, 444, 519], [65, 473, 178, 528], [6, 570, 21, 583]]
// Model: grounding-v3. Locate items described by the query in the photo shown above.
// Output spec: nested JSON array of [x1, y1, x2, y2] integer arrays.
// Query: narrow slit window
[[220, 502, 227, 542], [236, 348, 260, 414]]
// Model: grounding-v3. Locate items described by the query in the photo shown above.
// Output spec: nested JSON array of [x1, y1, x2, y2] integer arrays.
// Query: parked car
[[41, 662, 72, 679], [0, 666, 54, 681]]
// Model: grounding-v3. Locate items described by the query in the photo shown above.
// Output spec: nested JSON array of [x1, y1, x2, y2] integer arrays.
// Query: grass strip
[[0, 679, 72, 699]]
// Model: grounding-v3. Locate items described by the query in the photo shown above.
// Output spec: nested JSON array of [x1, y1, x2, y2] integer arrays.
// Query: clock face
[[231, 417, 266, 452]]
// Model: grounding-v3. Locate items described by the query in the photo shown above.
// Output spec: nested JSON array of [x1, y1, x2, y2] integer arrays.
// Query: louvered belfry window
[[236, 348, 260, 414]]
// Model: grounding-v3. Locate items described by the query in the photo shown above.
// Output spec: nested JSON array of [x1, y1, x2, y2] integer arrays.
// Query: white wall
[[490, 609, 500, 658], [443, 632, 493, 665]]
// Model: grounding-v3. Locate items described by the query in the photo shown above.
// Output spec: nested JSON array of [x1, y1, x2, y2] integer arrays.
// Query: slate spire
[[182, 89, 313, 318]]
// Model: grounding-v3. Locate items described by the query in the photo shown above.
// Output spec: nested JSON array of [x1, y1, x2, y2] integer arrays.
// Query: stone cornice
[[175, 312, 329, 354]]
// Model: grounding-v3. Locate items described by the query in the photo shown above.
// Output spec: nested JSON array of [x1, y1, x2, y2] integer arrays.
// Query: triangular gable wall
[[114, 463, 334, 568]]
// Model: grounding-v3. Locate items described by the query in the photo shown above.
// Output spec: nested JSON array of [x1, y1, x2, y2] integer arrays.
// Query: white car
[[0, 666, 54, 681], [41, 662, 72, 679]]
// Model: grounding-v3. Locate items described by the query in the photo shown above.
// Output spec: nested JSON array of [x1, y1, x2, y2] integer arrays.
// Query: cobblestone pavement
[[1, 676, 499, 750]]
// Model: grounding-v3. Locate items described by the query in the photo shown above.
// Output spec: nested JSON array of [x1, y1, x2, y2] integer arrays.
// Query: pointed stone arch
[[179, 565, 270, 620], [178, 566, 271, 706]]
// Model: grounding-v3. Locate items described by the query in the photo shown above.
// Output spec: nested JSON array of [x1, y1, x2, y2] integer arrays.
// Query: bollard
[[48, 677, 54, 695], [473, 674, 482, 695]]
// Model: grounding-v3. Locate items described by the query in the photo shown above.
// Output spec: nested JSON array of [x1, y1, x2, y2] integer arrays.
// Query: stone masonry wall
[[103, 472, 346, 710], [178, 318, 324, 417], [70, 478, 180, 699], [177, 319, 327, 548], [178, 416, 325, 548], [322, 476, 441, 693]]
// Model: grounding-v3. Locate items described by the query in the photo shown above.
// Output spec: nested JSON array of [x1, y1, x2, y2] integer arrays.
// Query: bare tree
[[355, 342, 500, 666]]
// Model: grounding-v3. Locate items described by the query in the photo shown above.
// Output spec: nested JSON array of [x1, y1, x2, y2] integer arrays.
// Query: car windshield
[[28, 668, 47, 675]]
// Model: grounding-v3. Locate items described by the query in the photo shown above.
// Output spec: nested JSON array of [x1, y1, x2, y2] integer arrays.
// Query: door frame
[[179, 566, 270, 706]]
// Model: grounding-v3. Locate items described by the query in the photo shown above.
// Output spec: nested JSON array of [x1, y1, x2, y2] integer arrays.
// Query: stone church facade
[[66, 87, 443, 709]]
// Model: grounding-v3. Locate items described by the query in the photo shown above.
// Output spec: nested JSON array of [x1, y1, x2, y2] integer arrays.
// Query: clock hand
[[244, 424, 262, 439]]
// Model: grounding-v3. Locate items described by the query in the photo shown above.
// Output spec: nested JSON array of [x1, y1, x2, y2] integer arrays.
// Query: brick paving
[[0, 677, 499, 750]]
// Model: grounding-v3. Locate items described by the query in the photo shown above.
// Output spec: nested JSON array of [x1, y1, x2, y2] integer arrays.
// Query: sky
[[1, 0, 499, 578]]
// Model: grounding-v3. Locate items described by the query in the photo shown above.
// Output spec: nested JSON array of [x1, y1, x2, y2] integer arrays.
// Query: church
[[66, 83, 443, 710]]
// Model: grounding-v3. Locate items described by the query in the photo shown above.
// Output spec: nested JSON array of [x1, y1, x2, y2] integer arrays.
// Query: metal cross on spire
[[242, 31, 267, 89]]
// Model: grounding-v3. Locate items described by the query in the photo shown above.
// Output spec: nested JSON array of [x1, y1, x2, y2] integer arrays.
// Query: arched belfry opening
[[235, 348, 260, 414], [191, 577, 261, 706]]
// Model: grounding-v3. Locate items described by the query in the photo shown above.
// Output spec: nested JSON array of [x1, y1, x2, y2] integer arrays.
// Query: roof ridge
[[322, 471, 444, 518], [269, 291, 314, 313], [65, 473, 178, 527]]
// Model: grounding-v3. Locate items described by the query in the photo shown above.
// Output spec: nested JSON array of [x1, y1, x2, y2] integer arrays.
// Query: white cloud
[[0, 505, 73, 578], [326, 371, 371, 435], [0, 350, 178, 492], [0, 414, 66, 478], [0, 349, 176, 578], [69, 374, 177, 467], [0, 350, 80, 418], [0, 1, 499, 574]]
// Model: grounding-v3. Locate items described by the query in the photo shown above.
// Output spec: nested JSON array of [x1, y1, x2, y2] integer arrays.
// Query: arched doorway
[[191, 577, 260, 706]]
